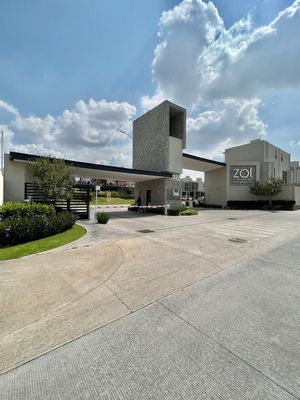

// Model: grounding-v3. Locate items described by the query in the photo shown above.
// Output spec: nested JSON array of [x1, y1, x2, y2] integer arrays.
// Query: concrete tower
[[133, 100, 186, 206]]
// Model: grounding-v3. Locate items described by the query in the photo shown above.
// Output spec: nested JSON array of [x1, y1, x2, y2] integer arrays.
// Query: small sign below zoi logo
[[230, 165, 256, 185]]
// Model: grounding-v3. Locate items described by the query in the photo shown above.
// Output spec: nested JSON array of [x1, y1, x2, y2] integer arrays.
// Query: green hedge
[[0, 202, 55, 221], [180, 209, 198, 216], [197, 203, 222, 209], [167, 205, 186, 216], [0, 211, 76, 247], [227, 200, 295, 210]]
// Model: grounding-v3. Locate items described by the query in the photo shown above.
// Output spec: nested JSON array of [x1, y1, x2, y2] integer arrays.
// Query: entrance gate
[[25, 182, 91, 219]]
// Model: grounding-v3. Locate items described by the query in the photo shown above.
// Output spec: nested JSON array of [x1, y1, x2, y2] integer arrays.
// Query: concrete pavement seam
[[158, 300, 300, 400], [0, 241, 125, 341], [104, 283, 133, 313]]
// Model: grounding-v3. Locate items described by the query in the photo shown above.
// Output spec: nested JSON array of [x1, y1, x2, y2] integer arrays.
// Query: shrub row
[[0, 202, 55, 221], [167, 205, 187, 216], [227, 200, 295, 210], [196, 203, 222, 209], [180, 209, 198, 216], [0, 211, 76, 247]]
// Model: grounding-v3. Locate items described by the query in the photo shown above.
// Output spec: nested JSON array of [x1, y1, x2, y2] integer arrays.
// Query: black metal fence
[[25, 182, 91, 219]]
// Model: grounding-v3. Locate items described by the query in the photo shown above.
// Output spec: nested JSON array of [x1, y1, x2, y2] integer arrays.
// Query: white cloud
[[145, 0, 300, 108], [141, 0, 300, 159], [187, 98, 267, 154], [143, 0, 224, 110], [11, 99, 136, 148], [289, 140, 300, 147], [9, 143, 64, 158], [5, 98, 136, 167], [203, 0, 300, 100], [12, 114, 56, 142], [0, 124, 15, 153], [0, 100, 19, 116]]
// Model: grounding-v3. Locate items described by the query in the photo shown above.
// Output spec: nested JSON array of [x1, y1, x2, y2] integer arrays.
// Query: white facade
[[205, 139, 300, 207], [3, 154, 33, 203]]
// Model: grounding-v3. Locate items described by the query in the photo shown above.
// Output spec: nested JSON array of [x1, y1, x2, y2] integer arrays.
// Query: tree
[[29, 156, 75, 204], [250, 178, 283, 208]]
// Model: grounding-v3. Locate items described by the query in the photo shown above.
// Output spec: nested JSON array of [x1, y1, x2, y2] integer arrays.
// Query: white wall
[[225, 140, 290, 181], [205, 167, 226, 207], [273, 184, 300, 206], [168, 136, 183, 174], [4, 155, 31, 202]]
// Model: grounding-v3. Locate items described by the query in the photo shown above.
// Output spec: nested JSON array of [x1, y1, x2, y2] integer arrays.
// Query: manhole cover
[[137, 229, 154, 234], [228, 237, 247, 243]]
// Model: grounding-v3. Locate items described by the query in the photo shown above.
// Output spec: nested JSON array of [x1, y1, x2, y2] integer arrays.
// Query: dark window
[[282, 171, 287, 183]]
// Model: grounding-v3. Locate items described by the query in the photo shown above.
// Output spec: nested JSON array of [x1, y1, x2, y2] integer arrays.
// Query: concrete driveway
[[1, 209, 300, 377]]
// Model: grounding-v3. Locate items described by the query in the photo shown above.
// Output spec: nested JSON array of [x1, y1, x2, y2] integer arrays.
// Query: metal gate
[[25, 182, 91, 219]]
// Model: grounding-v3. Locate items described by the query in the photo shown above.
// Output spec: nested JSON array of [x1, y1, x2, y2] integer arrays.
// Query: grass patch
[[180, 209, 198, 216], [91, 197, 135, 205], [0, 224, 86, 261]]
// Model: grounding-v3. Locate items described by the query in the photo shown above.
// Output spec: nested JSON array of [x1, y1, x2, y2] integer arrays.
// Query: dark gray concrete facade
[[133, 101, 186, 206], [133, 100, 186, 172]]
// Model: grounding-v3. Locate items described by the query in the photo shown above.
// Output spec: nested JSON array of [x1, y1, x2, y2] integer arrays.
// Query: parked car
[[193, 196, 205, 207]]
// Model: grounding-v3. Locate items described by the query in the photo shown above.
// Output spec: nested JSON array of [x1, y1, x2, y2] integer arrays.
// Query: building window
[[274, 167, 276, 178], [282, 171, 287, 183], [281, 154, 283, 162], [275, 150, 278, 160]]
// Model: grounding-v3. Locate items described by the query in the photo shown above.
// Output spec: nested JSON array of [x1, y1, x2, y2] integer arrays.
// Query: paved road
[[1, 209, 300, 373], [1, 228, 300, 399]]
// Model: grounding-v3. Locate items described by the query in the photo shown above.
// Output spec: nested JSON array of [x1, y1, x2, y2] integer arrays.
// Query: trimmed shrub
[[119, 193, 135, 200], [0, 202, 55, 221], [96, 211, 110, 224], [50, 211, 76, 233], [167, 204, 186, 216], [227, 200, 295, 210], [197, 203, 222, 209], [180, 209, 198, 216], [0, 211, 76, 247]]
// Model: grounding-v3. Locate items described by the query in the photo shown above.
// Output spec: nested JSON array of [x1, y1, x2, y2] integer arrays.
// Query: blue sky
[[0, 0, 299, 169]]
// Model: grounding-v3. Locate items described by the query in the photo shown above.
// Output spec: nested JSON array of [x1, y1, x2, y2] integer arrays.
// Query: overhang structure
[[183, 153, 226, 172], [9, 152, 173, 182]]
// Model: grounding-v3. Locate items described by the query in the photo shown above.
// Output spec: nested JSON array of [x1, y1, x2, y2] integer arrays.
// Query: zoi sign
[[230, 165, 257, 185]]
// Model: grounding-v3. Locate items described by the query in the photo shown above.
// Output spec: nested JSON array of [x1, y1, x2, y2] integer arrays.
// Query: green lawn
[[91, 197, 135, 205], [0, 224, 86, 261]]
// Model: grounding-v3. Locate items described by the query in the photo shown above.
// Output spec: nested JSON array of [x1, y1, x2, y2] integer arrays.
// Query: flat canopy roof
[[183, 153, 226, 172], [9, 152, 172, 182]]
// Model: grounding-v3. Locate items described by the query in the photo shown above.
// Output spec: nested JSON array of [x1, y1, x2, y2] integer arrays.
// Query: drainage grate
[[137, 229, 155, 234], [228, 237, 247, 243], [228, 217, 238, 220]]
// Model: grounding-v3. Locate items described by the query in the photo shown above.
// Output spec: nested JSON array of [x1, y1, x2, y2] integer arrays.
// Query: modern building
[[1, 99, 300, 210], [181, 176, 204, 202], [205, 139, 300, 207]]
